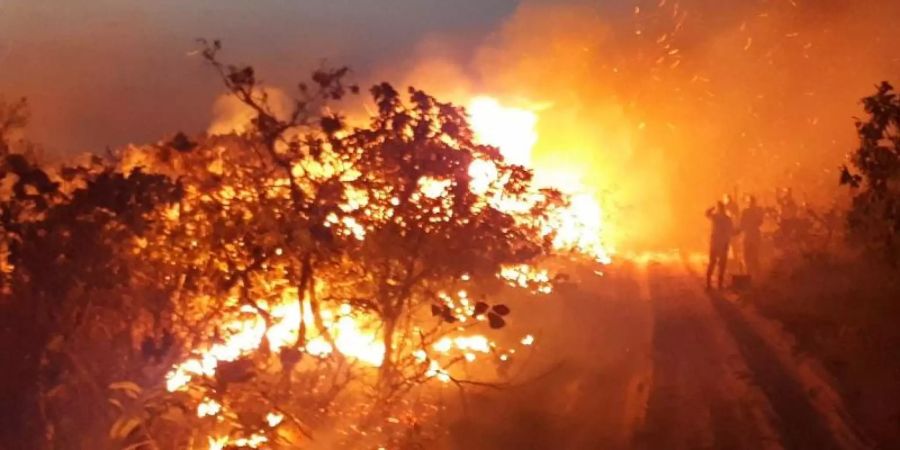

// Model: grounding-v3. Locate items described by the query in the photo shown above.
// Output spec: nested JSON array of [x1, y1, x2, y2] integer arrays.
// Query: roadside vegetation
[[748, 81, 900, 447]]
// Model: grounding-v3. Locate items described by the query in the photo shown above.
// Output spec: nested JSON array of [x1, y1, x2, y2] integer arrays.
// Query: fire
[[164, 96, 611, 389], [161, 94, 612, 450], [166, 298, 386, 393], [499, 264, 553, 293], [466, 97, 613, 263], [433, 335, 491, 354], [468, 96, 538, 166], [197, 398, 222, 418]]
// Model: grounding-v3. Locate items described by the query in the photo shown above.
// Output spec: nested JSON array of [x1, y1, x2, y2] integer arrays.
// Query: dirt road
[[449, 256, 871, 450]]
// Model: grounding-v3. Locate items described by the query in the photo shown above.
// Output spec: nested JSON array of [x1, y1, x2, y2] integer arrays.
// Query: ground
[[448, 254, 874, 450]]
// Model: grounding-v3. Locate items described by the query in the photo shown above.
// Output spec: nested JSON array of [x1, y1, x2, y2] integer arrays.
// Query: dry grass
[[749, 256, 900, 447]]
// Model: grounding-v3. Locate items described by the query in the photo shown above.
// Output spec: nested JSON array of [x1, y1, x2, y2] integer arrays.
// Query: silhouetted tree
[[0, 46, 584, 449], [1, 100, 182, 448], [841, 82, 900, 265]]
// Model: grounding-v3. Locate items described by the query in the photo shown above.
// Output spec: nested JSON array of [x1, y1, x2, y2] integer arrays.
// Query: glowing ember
[[433, 335, 491, 354], [500, 264, 553, 293], [418, 176, 453, 199], [425, 360, 452, 383], [266, 412, 285, 427], [197, 398, 222, 418]]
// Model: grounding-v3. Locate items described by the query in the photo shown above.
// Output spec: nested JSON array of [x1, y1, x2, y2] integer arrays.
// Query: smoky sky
[[0, 0, 520, 154], [4, 0, 899, 248]]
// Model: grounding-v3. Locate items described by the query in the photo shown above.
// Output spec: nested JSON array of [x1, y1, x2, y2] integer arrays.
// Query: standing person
[[740, 196, 765, 277], [706, 201, 734, 289], [725, 192, 742, 271], [726, 188, 742, 220]]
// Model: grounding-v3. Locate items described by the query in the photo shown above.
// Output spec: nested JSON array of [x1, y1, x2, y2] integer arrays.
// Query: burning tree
[[1, 44, 606, 449], [841, 81, 900, 265]]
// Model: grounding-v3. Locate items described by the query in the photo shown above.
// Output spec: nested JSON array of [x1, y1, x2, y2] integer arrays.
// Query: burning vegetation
[[0, 42, 610, 449], [4, 0, 900, 448]]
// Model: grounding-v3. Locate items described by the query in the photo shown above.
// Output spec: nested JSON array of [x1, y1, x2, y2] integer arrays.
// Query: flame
[[433, 335, 491, 354], [466, 97, 613, 263], [161, 94, 610, 449], [266, 412, 285, 427], [468, 97, 538, 166], [164, 97, 610, 395], [166, 299, 386, 393], [499, 264, 552, 293], [521, 334, 535, 346], [196, 398, 222, 418]]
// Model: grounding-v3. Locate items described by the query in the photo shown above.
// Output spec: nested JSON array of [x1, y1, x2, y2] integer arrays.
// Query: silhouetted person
[[726, 189, 741, 221], [740, 196, 764, 276], [706, 201, 734, 289], [725, 192, 742, 269], [778, 187, 798, 220], [777, 187, 799, 236]]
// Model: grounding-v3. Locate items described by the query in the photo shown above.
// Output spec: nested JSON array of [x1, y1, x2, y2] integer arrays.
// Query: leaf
[[159, 405, 186, 422], [228, 66, 255, 87], [487, 313, 506, 329], [491, 304, 511, 316], [441, 309, 457, 324], [430, 304, 442, 317], [216, 358, 255, 385], [472, 302, 489, 316], [839, 166, 861, 188], [168, 132, 196, 152], [320, 115, 344, 135], [109, 415, 142, 440], [108, 381, 143, 399]]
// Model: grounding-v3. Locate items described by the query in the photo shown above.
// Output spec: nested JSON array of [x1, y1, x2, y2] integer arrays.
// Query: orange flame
[[163, 94, 610, 449], [466, 97, 613, 263]]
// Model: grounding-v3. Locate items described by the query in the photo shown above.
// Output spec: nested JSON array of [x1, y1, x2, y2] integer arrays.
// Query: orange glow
[[161, 93, 613, 450], [468, 96, 538, 166], [466, 97, 614, 263]]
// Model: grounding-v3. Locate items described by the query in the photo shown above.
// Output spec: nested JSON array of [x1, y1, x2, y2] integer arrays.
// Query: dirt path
[[448, 262, 653, 450], [635, 261, 783, 450], [448, 257, 870, 450]]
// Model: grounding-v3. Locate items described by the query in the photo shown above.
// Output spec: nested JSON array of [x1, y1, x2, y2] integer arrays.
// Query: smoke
[[3, 0, 899, 249], [207, 87, 295, 136], [379, 0, 900, 249], [0, 0, 517, 155]]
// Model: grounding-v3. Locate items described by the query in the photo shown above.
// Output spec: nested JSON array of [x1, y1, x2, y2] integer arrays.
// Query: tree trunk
[[377, 315, 397, 393]]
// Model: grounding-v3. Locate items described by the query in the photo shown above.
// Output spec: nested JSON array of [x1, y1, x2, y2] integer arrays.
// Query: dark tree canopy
[[841, 81, 900, 264], [0, 47, 584, 449]]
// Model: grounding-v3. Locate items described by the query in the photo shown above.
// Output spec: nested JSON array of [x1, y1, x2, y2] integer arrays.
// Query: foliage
[[0, 44, 581, 449], [1, 104, 182, 448], [750, 256, 900, 447], [768, 189, 842, 262], [841, 81, 900, 265]]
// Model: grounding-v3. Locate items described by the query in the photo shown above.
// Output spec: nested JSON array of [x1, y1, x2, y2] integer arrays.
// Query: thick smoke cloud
[[380, 0, 900, 248], [3, 0, 899, 248]]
